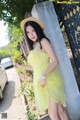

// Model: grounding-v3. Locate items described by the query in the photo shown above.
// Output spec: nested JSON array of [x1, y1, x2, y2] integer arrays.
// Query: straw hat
[[20, 17, 45, 31]]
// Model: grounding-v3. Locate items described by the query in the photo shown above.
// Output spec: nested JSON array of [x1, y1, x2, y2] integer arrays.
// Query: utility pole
[[35, 0, 47, 3]]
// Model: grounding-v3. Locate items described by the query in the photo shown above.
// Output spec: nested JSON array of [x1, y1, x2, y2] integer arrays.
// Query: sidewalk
[[0, 67, 26, 120]]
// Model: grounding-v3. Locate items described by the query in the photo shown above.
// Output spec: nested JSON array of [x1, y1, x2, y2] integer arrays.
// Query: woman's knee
[[48, 100, 58, 114], [58, 104, 64, 115], [48, 101, 60, 120]]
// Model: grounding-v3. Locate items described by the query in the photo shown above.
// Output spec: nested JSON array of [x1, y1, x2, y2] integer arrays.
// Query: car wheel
[[6, 81, 9, 84], [0, 86, 3, 100]]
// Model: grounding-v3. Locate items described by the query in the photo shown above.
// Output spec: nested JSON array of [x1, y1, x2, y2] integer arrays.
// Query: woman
[[16, 17, 69, 120]]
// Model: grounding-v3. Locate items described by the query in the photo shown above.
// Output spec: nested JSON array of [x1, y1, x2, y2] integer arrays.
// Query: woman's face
[[26, 25, 38, 42]]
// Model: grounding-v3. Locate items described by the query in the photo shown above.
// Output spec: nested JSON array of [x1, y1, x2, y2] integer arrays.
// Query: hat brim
[[20, 17, 45, 31]]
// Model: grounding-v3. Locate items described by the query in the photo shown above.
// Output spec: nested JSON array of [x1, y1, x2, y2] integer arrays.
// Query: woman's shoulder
[[41, 38, 51, 49], [41, 38, 50, 45]]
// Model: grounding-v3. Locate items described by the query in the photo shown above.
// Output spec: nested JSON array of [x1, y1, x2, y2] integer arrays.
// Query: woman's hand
[[14, 63, 33, 71], [40, 75, 46, 87]]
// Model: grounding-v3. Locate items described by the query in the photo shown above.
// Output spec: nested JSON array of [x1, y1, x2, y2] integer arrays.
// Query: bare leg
[[58, 104, 69, 120], [48, 100, 61, 120]]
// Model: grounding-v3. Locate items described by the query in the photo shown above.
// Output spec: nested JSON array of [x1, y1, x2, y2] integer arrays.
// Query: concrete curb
[[38, 114, 50, 120]]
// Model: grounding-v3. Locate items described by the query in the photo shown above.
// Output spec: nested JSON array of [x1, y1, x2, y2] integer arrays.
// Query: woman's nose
[[31, 32, 34, 36]]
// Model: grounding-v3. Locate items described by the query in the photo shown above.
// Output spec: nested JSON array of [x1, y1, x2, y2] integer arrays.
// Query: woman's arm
[[41, 38, 59, 77], [14, 63, 33, 71]]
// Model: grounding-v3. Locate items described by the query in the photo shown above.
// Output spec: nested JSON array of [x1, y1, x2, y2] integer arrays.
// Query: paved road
[[0, 67, 26, 120]]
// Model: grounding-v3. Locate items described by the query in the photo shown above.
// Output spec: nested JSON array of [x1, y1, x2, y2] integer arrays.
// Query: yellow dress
[[27, 49, 66, 111]]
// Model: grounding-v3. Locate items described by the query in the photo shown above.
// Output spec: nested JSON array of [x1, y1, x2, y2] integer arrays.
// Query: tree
[[7, 23, 22, 60], [0, 0, 35, 27]]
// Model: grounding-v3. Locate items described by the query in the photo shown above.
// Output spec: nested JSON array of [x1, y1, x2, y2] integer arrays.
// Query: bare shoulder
[[41, 38, 52, 52], [41, 38, 51, 50], [41, 38, 58, 63], [41, 38, 50, 46]]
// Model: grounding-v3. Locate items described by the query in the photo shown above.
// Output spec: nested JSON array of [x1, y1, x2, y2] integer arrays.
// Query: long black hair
[[24, 21, 50, 50]]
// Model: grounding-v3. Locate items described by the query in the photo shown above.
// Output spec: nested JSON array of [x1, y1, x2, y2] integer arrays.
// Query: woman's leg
[[48, 100, 61, 120], [58, 104, 69, 120]]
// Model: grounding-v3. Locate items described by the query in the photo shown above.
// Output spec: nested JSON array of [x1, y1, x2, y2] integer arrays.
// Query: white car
[[1, 57, 13, 69], [0, 65, 8, 99]]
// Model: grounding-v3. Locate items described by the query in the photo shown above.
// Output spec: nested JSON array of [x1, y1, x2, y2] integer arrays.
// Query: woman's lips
[[31, 37, 36, 40]]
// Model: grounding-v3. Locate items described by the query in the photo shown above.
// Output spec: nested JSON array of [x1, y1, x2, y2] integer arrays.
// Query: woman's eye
[[32, 29, 35, 32], [27, 29, 35, 34], [27, 32, 29, 34]]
